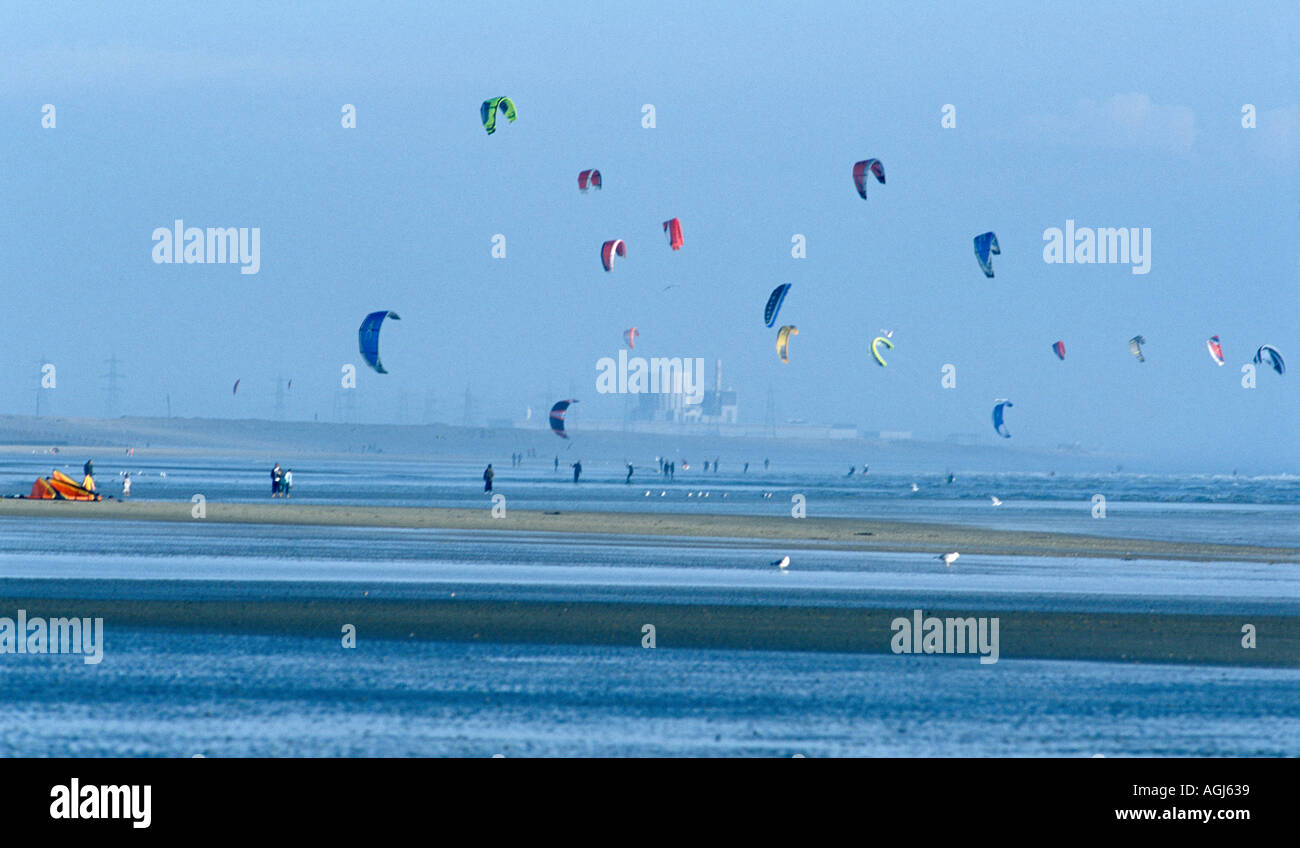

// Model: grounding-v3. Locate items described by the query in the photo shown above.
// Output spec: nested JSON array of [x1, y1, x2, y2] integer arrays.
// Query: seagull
[[990, 496, 1003, 506], [937, 552, 960, 567], [910, 483, 919, 492], [772, 555, 790, 569]]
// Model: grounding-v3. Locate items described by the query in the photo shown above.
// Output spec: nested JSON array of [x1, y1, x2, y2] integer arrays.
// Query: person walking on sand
[[283, 469, 293, 498], [122, 472, 131, 498], [271, 463, 282, 497], [572, 460, 582, 483], [483, 463, 495, 492], [83, 458, 96, 491], [626, 462, 634, 484]]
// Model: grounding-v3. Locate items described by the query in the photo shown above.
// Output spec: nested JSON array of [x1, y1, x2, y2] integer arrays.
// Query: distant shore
[[2, 499, 1297, 563]]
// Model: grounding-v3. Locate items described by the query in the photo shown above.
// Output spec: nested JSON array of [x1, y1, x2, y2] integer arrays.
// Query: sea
[[0, 454, 1296, 756]]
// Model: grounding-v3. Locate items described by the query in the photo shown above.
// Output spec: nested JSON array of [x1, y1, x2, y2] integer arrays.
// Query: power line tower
[[102, 354, 124, 418]]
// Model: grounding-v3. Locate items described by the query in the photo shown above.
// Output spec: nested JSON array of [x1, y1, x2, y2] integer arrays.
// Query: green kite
[[480, 96, 517, 135]]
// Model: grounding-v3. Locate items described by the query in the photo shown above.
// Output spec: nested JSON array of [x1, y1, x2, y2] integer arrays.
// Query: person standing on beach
[[626, 463, 634, 484], [271, 463, 282, 497], [572, 460, 582, 483], [122, 473, 131, 497], [483, 463, 495, 492], [283, 469, 293, 498], [554, 456, 559, 472], [83, 458, 96, 490]]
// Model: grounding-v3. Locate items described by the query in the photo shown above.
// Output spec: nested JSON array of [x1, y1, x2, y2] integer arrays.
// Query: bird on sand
[[937, 552, 960, 567], [772, 555, 790, 569]]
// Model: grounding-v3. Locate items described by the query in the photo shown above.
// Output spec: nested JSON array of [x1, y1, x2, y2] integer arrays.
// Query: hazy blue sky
[[1, 1, 1296, 468]]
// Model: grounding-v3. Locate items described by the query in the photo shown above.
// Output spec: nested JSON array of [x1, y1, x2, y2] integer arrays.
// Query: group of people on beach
[[270, 463, 293, 497], [477, 455, 789, 491]]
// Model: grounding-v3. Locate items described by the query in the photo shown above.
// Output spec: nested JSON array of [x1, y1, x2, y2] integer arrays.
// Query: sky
[[0, 1, 1296, 469]]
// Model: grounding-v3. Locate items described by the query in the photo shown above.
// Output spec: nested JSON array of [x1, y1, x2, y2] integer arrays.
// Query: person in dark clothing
[[554, 456, 559, 471], [483, 464, 495, 492], [271, 463, 282, 497], [84, 459, 94, 478], [626, 463, 634, 484], [572, 461, 582, 483]]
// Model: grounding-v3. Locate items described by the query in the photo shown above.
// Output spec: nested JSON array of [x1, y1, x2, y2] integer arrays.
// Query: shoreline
[[1, 499, 1298, 562]]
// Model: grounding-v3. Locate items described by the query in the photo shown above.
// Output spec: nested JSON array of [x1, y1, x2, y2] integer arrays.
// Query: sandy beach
[[2, 498, 1298, 563]]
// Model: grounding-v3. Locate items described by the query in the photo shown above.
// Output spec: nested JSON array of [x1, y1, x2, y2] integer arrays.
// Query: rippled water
[[3, 634, 1297, 757]]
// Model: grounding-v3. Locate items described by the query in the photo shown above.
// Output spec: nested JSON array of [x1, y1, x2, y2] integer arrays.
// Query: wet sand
[[0, 593, 1293, 666], [1, 498, 1298, 563]]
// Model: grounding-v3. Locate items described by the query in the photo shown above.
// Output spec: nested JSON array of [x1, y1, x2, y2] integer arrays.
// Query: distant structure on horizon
[[632, 359, 737, 425]]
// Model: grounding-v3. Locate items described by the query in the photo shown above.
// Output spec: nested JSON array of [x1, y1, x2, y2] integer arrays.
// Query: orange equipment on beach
[[27, 470, 104, 501]]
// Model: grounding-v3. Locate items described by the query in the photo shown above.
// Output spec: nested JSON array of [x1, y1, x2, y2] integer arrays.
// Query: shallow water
[[2, 634, 1296, 757], [0, 519, 1295, 615]]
